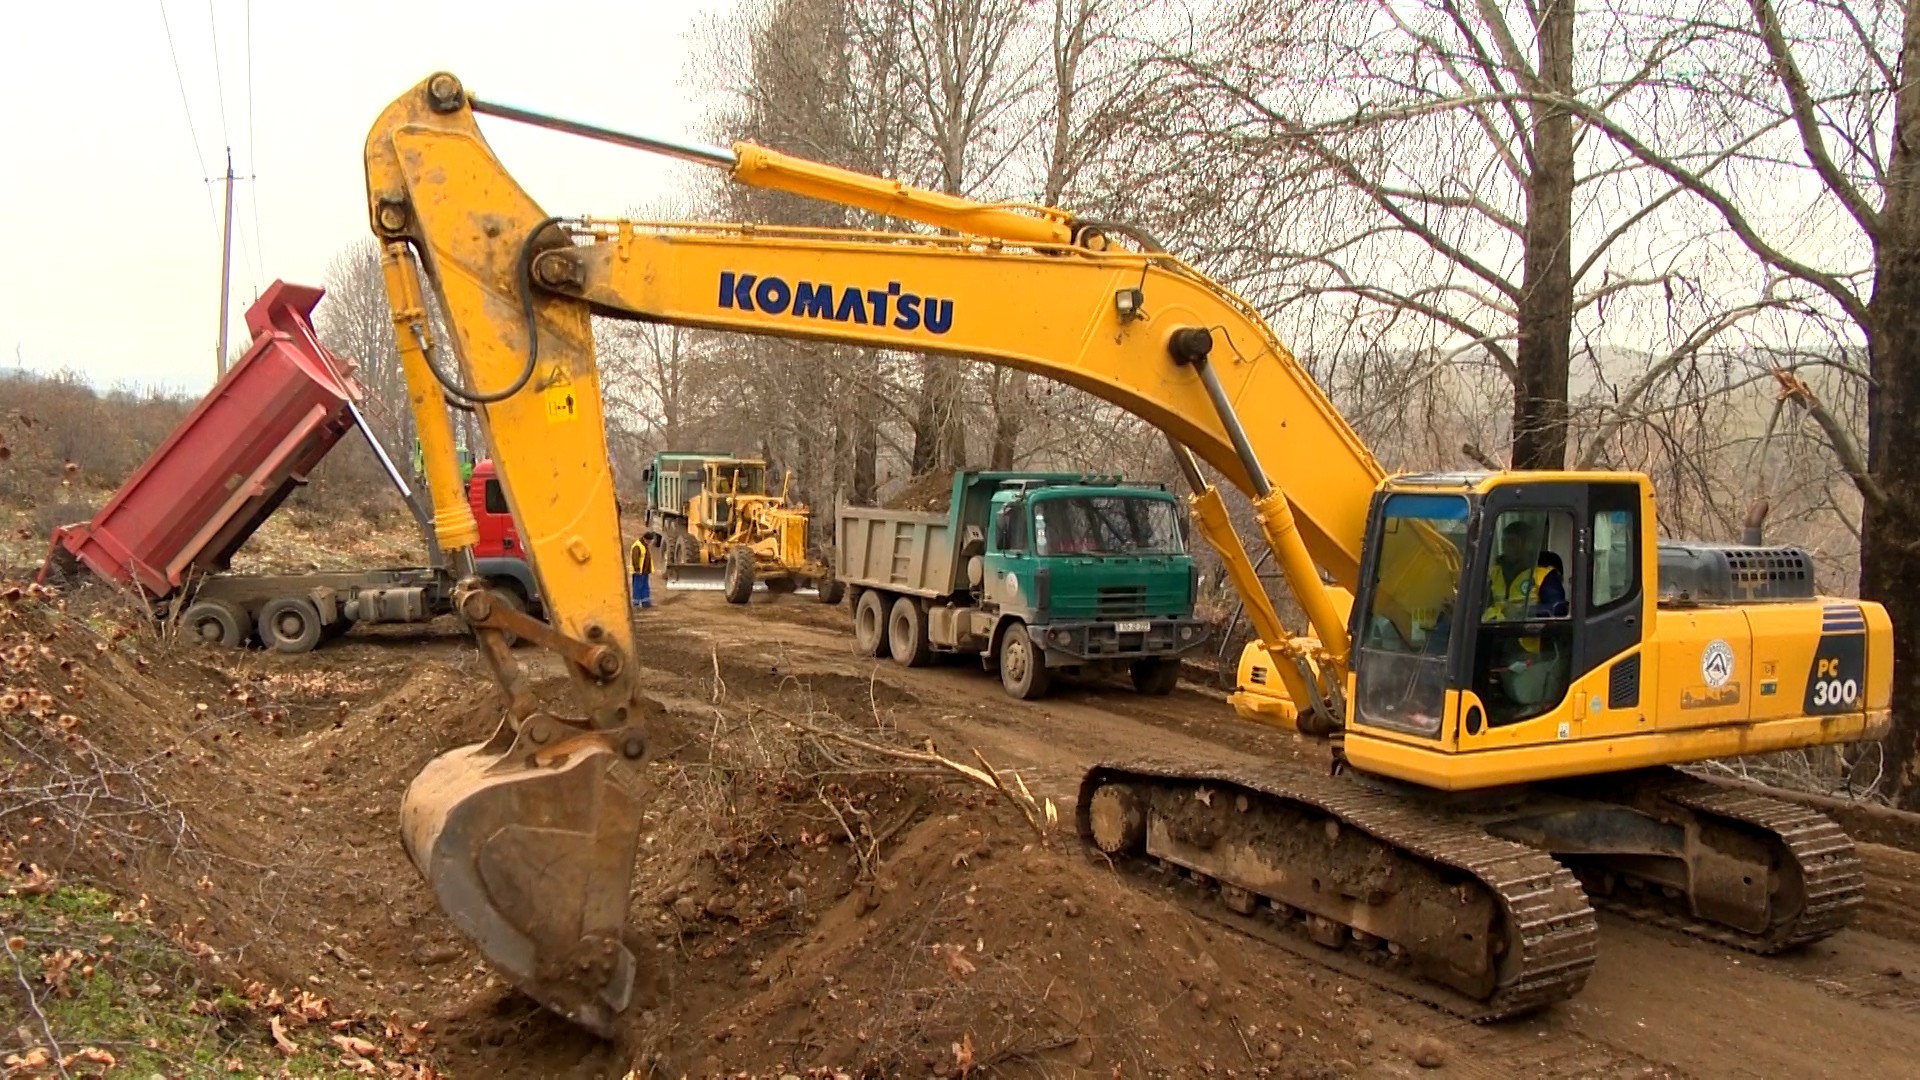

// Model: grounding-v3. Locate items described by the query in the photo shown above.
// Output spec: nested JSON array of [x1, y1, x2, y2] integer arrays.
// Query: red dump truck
[[38, 281, 539, 652]]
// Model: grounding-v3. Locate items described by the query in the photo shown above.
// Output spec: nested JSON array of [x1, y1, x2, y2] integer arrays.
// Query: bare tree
[[1128, 0, 1775, 474]]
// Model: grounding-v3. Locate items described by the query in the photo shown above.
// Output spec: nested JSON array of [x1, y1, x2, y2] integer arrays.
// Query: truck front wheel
[[723, 547, 756, 604], [181, 599, 247, 648], [259, 596, 323, 654], [1130, 657, 1180, 696], [853, 590, 889, 657], [998, 623, 1051, 700], [887, 596, 933, 668]]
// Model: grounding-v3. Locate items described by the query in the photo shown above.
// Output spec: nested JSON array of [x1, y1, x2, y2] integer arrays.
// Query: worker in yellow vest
[[1484, 520, 1567, 623], [630, 531, 658, 610]]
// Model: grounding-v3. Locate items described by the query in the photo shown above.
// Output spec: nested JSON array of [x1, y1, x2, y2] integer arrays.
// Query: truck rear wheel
[[259, 596, 323, 654], [181, 598, 247, 648], [1130, 657, 1180, 696], [723, 547, 756, 604], [998, 623, 1050, 700], [887, 596, 933, 668], [853, 590, 889, 656]]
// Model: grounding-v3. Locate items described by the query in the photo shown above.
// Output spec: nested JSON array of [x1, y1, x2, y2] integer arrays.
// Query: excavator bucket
[[400, 735, 644, 1037]]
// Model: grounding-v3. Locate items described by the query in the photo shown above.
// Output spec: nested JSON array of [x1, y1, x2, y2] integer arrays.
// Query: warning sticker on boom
[[545, 385, 579, 423]]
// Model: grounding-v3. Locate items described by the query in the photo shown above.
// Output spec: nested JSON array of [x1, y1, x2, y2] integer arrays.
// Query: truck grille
[[1096, 585, 1147, 619]]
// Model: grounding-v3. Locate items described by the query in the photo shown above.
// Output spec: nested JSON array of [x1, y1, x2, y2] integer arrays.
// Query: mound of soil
[[880, 471, 961, 513]]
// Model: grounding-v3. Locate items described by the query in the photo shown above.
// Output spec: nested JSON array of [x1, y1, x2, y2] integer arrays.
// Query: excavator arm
[[366, 73, 1385, 1034]]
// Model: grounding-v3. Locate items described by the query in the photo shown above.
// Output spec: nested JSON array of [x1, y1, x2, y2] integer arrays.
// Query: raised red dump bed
[[43, 281, 363, 598]]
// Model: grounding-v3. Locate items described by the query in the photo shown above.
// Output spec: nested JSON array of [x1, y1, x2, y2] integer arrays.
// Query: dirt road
[[640, 589, 1920, 1079]]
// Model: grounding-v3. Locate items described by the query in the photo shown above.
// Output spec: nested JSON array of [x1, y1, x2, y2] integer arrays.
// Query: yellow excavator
[[365, 73, 1892, 1034]]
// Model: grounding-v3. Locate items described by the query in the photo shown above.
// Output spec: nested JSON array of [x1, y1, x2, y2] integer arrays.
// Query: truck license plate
[[1115, 620, 1150, 634]]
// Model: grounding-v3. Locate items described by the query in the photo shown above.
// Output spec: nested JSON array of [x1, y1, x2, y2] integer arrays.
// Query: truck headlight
[[1051, 630, 1070, 645], [1180, 626, 1195, 641]]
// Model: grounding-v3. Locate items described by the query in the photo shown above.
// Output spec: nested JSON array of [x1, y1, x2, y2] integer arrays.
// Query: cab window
[[994, 505, 1027, 553], [1475, 508, 1575, 726]]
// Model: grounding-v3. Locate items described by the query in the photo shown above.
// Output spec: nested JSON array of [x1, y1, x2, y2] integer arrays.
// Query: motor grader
[[641, 451, 843, 603], [361, 73, 1891, 1036]]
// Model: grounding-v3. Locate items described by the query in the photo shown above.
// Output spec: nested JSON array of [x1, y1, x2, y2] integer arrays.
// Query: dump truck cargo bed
[[42, 282, 362, 598]]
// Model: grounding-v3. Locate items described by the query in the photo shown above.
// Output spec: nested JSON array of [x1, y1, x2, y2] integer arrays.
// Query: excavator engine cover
[[400, 730, 644, 1037]]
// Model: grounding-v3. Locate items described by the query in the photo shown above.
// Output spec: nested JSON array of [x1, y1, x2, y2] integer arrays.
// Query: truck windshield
[[1032, 496, 1183, 556], [1353, 493, 1469, 738]]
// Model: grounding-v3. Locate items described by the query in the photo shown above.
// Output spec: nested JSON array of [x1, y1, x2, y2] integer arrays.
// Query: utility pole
[[215, 148, 237, 378]]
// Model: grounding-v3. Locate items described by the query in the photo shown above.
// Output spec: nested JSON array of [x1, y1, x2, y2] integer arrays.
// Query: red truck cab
[[468, 459, 524, 559]]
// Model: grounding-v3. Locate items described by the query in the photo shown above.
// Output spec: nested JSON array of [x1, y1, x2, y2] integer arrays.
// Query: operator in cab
[[630, 531, 658, 610], [1482, 517, 1571, 719], [1485, 519, 1567, 621]]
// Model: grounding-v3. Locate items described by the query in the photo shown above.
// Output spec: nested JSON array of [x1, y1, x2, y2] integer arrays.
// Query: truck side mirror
[[642, 467, 654, 482]]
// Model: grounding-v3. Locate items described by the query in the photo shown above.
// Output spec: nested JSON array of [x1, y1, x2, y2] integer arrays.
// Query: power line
[[206, 0, 232, 149], [157, 0, 218, 227], [244, 0, 265, 280]]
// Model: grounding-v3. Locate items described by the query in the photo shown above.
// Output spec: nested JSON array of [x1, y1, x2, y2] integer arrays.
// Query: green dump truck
[[837, 471, 1208, 699]]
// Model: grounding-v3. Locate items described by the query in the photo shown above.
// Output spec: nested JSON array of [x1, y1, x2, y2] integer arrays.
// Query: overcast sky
[[0, 0, 735, 395]]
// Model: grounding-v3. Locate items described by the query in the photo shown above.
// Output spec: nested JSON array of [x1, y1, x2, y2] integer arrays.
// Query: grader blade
[[663, 563, 727, 591], [400, 737, 643, 1038]]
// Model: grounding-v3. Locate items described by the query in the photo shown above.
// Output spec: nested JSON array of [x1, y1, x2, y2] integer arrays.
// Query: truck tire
[[259, 596, 324, 654], [723, 546, 756, 605], [853, 589, 888, 657], [887, 595, 933, 668], [998, 623, 1051, 700], [816, 574, 846, 605], [181, 598, 247, 648], [1130, 657, 1181, 696]]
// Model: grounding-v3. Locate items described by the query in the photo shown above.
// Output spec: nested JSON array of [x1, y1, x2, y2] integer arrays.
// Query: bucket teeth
[[400, 738, 644, 1037]]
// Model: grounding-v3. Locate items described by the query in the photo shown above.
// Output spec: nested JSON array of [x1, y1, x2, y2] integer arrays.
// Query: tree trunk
[[1865, 5, 1920, 805], [910, 353, 969, 474], [989, 368, 1029, 468], [852, 382, 878, 504], [1509, 0, 1575, 471]]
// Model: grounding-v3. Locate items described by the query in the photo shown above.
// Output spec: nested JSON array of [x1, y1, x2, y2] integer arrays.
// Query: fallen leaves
[[3, 863, 56, 897], [933, 942, 976, 980], [269, 1015, 299, 1056], [38, 948, 83, 997]]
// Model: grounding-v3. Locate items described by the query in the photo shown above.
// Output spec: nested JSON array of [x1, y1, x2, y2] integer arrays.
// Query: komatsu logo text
[[717, 272, 954, 335]]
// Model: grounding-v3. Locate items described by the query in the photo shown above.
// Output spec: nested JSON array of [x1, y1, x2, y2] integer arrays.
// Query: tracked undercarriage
[[1076, 760, 1863, 1020]]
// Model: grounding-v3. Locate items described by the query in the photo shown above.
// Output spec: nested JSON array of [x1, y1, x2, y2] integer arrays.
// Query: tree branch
[[1747, 0, 1882, 236]]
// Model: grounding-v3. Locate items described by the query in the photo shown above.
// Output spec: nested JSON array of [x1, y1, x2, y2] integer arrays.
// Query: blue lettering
[[794, 281, 834, 319], [755, 276, 792, 315], [834, 287, 868, 325], [720, 271, 948, 332], [718, 271, 757, 311], [867, 282, 900, 324], [894, 293, 922, 331], [924, 297, 953, 334]]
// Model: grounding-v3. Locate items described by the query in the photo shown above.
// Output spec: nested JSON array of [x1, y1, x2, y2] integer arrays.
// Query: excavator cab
[[1347, 473, 1649, 753]]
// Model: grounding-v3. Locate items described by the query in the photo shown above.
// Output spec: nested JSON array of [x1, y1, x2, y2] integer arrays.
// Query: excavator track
[[1567, 770, 1863, 954], [1077, 757, 1597, 1021]]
